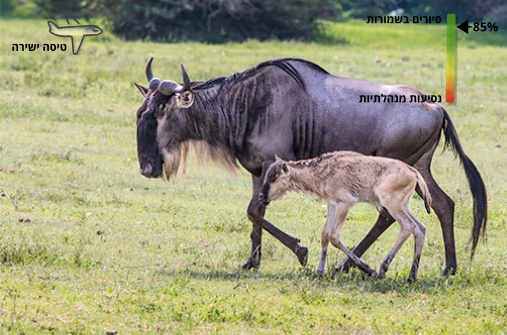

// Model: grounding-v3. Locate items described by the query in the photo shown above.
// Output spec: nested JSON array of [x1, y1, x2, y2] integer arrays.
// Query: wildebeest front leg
[[242, 222, 263, 270], [243, 174, 307, 269], [336, 208, 395, 273], [243, 174, 266, 270]]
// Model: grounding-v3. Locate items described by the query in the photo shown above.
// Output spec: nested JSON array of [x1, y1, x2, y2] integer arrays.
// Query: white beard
[[160, 143, 189, 181]]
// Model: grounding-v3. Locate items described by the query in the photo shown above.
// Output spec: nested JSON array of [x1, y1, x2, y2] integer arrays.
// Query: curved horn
[[145, 58, 161, 90], [181, 64, 191, 91], [149, 77, 161, 91], [158, 80, 183, 96], [146, 57, 155, 82]]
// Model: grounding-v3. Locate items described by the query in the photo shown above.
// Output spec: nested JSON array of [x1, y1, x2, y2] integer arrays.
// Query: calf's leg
[[378, 205, 415, 279], [408, 211, 427, 281], [317, 203, 336, 276], [329, 203, 377, 277], [336, 209, 395, 273]]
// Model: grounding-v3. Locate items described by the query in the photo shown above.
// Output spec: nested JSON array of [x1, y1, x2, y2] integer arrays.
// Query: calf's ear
[[281, 163, 289, 175]]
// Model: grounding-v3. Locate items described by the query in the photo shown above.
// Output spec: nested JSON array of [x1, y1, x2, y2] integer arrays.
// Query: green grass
[[1, 18, 507, 334]]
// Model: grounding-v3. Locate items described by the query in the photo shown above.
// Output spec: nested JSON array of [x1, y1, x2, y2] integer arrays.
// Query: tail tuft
[[443, 109, 487, 259]]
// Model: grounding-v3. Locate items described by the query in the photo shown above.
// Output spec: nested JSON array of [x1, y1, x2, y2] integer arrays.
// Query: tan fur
[[161, 140, 238, 181], [261, 151, 431, 280], [161, 145, 186, 181], [187, 140, 238, 174]]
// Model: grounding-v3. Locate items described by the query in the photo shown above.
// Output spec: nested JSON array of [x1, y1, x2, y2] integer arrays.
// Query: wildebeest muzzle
[[139, 160, 163, 178], [258, 183, 270, 206]]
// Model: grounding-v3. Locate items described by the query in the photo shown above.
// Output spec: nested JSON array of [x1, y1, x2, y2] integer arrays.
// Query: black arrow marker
[[457, 20, 472, 34]]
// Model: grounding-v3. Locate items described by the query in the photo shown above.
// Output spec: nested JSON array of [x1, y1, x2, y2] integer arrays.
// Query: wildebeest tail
[[442, 109, 487, 259]]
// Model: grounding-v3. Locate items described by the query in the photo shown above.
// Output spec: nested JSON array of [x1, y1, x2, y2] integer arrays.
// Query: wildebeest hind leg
[[336, 209, 395, 273], [418, 170, 457, 276]]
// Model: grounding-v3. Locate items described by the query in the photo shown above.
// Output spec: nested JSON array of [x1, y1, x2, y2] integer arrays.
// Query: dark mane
[[218, 58, 330, 93], [191, 77, 226, 90]]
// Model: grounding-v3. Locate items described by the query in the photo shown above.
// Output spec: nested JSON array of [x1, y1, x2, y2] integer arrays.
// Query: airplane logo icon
[[48, 21, 102, 55]]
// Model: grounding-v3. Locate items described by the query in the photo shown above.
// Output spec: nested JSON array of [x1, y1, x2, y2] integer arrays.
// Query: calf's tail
[[414, 170, 432, 214]]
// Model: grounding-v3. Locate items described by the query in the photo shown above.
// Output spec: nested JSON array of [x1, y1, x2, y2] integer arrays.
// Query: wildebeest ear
[[178, 90, 194, 109], [176, 64, 194, 108], [134, 82, 149, 97]]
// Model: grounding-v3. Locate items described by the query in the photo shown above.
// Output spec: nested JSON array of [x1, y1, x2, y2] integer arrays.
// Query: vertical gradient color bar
[[446, 14, 456, 103]]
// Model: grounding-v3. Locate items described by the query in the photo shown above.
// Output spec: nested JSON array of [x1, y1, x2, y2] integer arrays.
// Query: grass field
[[1, 18, 506, 334]]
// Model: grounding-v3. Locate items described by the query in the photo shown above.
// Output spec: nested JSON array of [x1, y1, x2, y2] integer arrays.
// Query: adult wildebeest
[[134, 57, 486, 276], [258, 152, 431, 281]]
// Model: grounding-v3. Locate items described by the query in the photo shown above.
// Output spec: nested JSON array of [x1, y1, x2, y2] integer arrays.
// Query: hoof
[[440, 266, 457, 277], [242, 260, 253, 270], [335, 259, 353, 273], [296, 246, 308, 266], [242, 257, 259, 270], [409, 269, 418, 282], [377, 271, 385, 280]]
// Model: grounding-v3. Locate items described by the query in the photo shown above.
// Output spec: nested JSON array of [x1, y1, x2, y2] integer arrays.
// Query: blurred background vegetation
[[1, 0, 506, 42]]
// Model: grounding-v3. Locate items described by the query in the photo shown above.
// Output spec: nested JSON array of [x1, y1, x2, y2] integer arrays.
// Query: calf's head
[[259, 156, 293, 205], [135, 58, 194, 180]]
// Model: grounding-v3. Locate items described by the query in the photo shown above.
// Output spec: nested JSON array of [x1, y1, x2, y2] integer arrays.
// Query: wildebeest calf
[[258, 151, 432, 281]]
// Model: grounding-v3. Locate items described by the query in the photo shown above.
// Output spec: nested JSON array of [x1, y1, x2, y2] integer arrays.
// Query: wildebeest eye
[[267, 171, 278, 183]]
